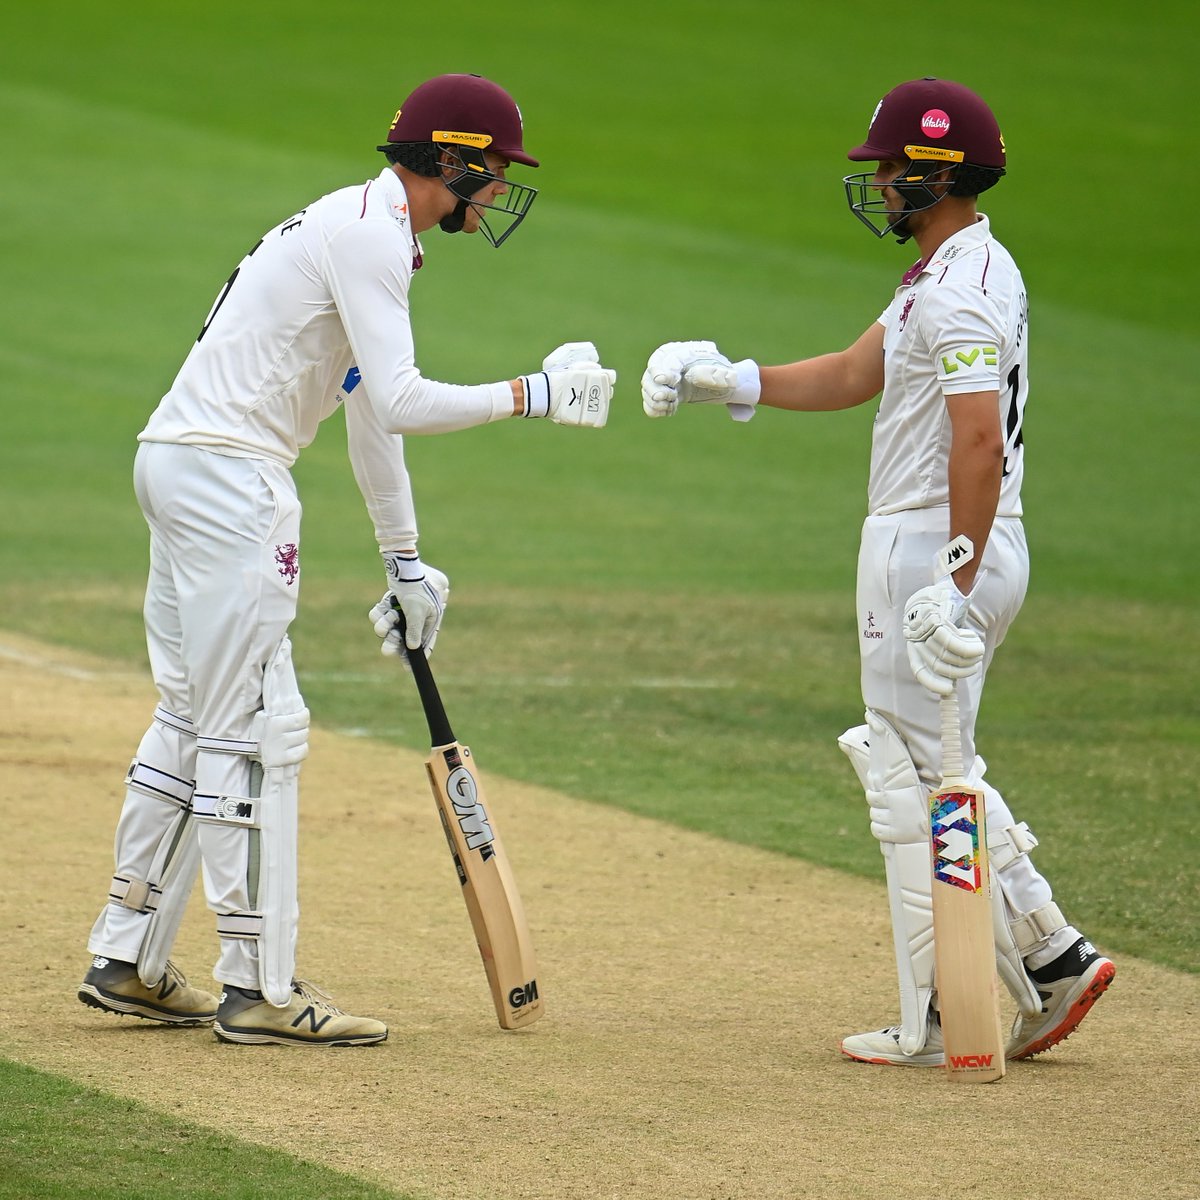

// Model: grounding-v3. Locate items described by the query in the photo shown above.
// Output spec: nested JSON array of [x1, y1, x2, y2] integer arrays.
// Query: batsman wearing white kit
[[641, 78, 1114, 1065], [78, 73, 616, 1046]]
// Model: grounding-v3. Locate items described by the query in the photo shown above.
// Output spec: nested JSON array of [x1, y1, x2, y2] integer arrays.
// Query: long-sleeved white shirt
[[140, 167, 513, 549]]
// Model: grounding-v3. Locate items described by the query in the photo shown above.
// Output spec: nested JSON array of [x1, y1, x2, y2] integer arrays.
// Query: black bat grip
[[392, 604, 455, 746]]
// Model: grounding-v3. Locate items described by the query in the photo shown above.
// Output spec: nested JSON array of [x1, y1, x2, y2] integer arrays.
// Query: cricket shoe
[[1007, 937, 1115, 1060], [78, 956, 218, 1025], [213, 979, 387, 1047], [840, 1016, 944, 1067]]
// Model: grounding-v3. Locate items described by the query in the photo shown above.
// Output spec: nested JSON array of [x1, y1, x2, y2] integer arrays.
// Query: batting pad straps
[[1009, 901, 1066, 955], [217, 912, 263, 940], [197, 734, 260, 757], [193, 792, 260, 827], [152, 704, 197, 737], [987, 820, 1038, 872], [109, 874, 158, 913], [125, 759, 195, 809], [193, 737, 262, 829]]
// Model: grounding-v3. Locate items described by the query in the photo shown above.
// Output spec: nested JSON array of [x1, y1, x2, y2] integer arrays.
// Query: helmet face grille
[[437, 143, 539, 247], [842, 170, 941, 243]]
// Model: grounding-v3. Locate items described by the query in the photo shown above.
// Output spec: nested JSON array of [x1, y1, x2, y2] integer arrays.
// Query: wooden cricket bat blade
[[393, 603, 543, 1031], [426, 739, 544, 1030], [930, 778, 1005, 1082]]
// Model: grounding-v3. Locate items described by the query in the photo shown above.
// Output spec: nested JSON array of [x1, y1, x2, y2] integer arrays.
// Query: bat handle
[[392, 605, 455, 746], [933, 534, 974, 788], [940, 689, 965, 784]]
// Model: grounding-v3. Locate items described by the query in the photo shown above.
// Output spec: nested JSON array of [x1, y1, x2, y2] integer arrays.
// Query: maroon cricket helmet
[[848, 77, 1005, 169], [382, 73, 538, 167]]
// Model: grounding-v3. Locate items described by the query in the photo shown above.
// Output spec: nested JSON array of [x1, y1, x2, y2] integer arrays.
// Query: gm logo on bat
[[446, 766, 496, 858], [508, 979, 539, 1009]]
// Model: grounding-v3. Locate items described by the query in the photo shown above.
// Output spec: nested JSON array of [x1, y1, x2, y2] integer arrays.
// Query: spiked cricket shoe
[[213, 979, 387, 1047], [78, 956, 218, 1025], [1008, 937, 1115, 1060], [840, 1017, 944, 1066]]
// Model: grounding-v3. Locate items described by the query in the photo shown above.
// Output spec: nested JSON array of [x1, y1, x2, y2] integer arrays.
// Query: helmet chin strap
[[888, 210, 915, 244], [889, 162, 954, 243], [439, 196, 471, 234], [437, 146, 491, 234]]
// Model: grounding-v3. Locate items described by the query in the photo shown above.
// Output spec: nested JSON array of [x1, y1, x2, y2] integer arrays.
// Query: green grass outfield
[[2, 0, 1196, 1194]]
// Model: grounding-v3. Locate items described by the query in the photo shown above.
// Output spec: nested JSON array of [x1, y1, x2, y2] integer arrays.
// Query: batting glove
[[641, 341, 761, 421], [519, 364, 615, 428], [372, 552, 450, 661], [902, 577, 985, 696], [542, 341, 601, 372]]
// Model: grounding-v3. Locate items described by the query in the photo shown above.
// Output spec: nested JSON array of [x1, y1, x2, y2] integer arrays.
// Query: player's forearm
[[368, 370, 515, 434], [947, 437, 1003, 592], [757, 324, 884, 412], [945, 390, 1004, 590], [758, 355, 874, 411], [345, 398, 420, 548]]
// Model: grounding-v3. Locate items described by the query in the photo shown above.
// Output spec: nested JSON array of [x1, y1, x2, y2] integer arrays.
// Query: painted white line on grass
[[0, 642, 102, 681], [305, 671, 731, 690]]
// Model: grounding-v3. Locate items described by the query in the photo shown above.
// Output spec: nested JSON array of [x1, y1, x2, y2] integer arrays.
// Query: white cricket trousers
[[856, 508, 1075, 967], [88, 442, 302, 989]]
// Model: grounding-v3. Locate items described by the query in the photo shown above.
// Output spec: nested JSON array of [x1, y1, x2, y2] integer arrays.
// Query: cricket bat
[[398, 622, 543, 1030], [929, 536, 1004, 1082]]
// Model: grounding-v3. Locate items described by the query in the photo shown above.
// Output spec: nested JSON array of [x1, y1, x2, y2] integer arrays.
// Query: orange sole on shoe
[[1010, 960, 1116, 1060]]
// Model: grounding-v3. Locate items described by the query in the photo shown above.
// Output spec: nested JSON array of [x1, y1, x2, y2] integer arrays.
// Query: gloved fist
[[372, 553, 450, 662], [542, 341, 601, 373], [520, 365, 615, 428], [641, 341, 760, 421], [902, 578, 984, 696]]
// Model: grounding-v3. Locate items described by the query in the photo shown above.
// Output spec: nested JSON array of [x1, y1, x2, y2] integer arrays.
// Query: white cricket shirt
[[869, 215, 1028, 518], [139, 167, 514, 549]]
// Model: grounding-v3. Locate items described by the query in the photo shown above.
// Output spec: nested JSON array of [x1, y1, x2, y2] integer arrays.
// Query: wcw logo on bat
[[949, 1053, 996, 1069], [931, 791, 983, 893], [446, 766, 496, 860]]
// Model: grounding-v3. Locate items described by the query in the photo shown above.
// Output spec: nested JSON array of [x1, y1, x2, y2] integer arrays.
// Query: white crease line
[[0, 649, 732, 692], [0, 642, 103, 681], [305, 672, 731, 690]]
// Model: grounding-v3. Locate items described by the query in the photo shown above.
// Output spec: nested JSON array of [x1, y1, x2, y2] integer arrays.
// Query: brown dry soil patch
[[1, 632, 1197, 1200]]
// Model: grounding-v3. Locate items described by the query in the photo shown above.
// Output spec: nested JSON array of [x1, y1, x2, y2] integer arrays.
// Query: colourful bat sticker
[[931, 791, 983, 893]]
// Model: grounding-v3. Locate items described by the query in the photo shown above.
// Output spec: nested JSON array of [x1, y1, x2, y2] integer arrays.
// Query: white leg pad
[[254, 636, 306, 1005], [970, 757, 1071, 1016], [881, 840, 936, 1054], [86, 705, 200, 983], [194, 637, 307, 1007], [135, 708, 203, 987], [840, 711, 935, 1055], [837, 721, 871, 792]]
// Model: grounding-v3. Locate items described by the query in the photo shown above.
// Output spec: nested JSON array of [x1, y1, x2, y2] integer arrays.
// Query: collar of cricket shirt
[[917, 213, 993, 278], [376, 167, 424, 270]]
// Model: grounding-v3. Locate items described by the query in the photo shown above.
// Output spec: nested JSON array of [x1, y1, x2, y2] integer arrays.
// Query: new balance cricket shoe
[[1007, 937, 1115, 1060], [78, 956, 218, 1025], [213, 979, 388, 1047], [840, 1017, 944, 1067]]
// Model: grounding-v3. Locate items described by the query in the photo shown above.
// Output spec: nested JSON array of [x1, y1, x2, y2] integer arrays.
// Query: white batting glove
[[902, 577, 984, 696], [641, 341, 761, 421], [372, 553, 450, 661], [519, 365, 615, 428], [542, 341, 601, 372]]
